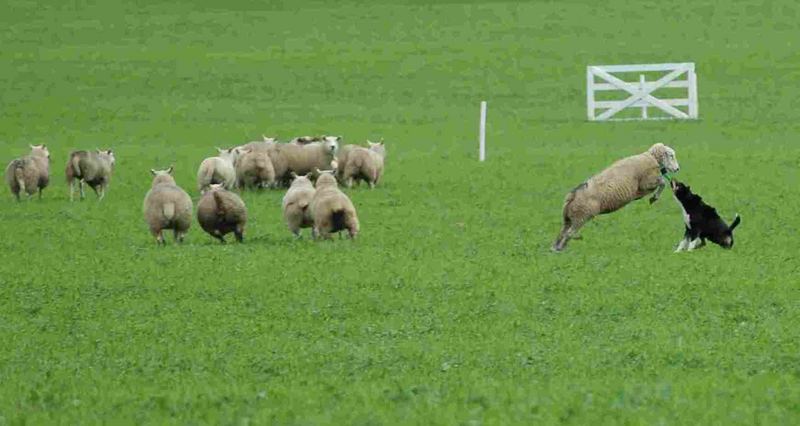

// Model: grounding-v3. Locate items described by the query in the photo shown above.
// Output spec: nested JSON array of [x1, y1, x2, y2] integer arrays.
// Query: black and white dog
[[670, 179, 741, 252]]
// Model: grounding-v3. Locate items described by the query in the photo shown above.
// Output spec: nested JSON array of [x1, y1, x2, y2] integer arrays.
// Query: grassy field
[[1, 0, 799, 424]]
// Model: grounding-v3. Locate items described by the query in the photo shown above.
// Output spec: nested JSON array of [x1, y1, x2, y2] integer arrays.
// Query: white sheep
[[197, 147, 241, 193], [240, 135, 277, 153], [65, 149, 116, 201], [340, 140, 386, 188], [281, 173, 316, 238], [552, 143, 680, 252], [4, 144, 50, 201], [267, 136, 339, 185], [197, 184, 248, 243], [143, 166, 193, 244], [310, 170, 359, 239], [235, 148, 275, 189]]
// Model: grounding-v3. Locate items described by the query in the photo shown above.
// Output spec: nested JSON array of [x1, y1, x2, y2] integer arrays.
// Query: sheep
[[65, 149, 116, 201], [334, 143, 360, 183], [235, 148, 275, 189], [197, 183, 248, 243], [309, 170, 359, 240], [552, 143, 680, 252], [289, 135, 322, 145], [340, 140, 386, 188], [4, 144, 50, 201], [143, 166, 193, 244], [281, 173, 316, 238], [197, 147, 241, 193], [267, 136, 339, 185], [240, 135, 277, 153]]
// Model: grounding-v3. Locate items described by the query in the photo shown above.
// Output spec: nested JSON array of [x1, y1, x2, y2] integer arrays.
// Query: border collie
[[670, 179, 741, 252]]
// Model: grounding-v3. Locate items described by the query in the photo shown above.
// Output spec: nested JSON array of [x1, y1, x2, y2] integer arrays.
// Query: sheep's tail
[[66, 152, 80, 183], [213, 191, 229, 217], [331, 208, 347, 232], [163, 202, 176, 220]]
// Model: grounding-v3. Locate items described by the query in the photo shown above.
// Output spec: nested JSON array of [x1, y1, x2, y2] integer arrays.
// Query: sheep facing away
[[552, 143, 680, 252], [240, 136, 277, 153], [4, 144, 50, 201], [267, 136, 339, 185], [340, 140, 386, 188], [197, 147, 242, 193], [143, 166, 193, 244], [197, 184, 247, 243], [281, 173, 316, 238], [310, 170, 359, 240], [235, 148, 275, 190], [65, 149, 116, 201]]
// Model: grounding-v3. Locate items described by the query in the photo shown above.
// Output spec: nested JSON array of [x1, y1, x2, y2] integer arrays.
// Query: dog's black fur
[[671, 179, 741, 250]]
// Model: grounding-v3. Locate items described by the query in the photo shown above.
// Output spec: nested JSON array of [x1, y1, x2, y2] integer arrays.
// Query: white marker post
[[479, 101, 487, 162]]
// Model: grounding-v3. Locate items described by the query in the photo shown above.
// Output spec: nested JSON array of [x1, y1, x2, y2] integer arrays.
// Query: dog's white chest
[[673, 194, 691, 228]]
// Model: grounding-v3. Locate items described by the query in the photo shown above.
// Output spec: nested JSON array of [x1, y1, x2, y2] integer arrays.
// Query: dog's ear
[[729, 214, 741, 232]]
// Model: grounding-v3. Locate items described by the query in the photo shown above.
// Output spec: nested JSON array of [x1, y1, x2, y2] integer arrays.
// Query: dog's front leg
[[674, 237, 690, 253], [687, 238, 704, 251]]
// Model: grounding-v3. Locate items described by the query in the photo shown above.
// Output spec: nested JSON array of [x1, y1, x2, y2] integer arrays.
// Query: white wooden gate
[[586, 63, 698, 121]]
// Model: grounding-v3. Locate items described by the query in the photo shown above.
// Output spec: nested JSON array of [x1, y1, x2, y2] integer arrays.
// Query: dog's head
[[670, 179, 690, 198]]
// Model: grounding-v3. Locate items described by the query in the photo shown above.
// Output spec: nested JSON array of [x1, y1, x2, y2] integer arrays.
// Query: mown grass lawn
[[1, 0, 799, 424]]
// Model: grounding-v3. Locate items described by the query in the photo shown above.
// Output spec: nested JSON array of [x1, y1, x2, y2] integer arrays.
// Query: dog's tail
[[729, 214, 741, 231]]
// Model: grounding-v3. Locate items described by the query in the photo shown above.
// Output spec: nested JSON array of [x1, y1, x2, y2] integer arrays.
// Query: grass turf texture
[[2, 0, 799, 424]]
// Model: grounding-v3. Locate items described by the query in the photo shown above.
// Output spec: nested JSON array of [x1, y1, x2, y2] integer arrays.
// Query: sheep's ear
[[41, 144, 47, 149], [167, 165, 174, 175], [315, 168, 323, 174], [336, 136, 342, 142], [29, 144, 35, 149], [150, 169, 157, 176], [216, 147, 224, 153], [290, 172, 298, 179], [107, 149, 113, 155], [379, 138, 384, 145]]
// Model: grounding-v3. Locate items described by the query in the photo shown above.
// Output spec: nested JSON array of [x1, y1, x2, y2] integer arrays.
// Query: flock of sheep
[[4, 136, 387, 243], [5, 139, 737, 252]]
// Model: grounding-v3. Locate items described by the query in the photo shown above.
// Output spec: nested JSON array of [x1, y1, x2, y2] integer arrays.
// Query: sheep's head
[[289, 172, 313, 188], [207, 183, 224, 192], [97, 149, 116, 168], [150, 166, 175, 187], [649, 143, 679, 173], [321, 136, 340, 156], [217, 146, 243, 163], [30, 144, 50, 160], [367, 139, 386, 158], [315, 169, 338, 188]]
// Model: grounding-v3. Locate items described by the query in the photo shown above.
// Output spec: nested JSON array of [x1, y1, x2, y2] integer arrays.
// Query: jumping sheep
[[340, 140, 386, 188], [4, 144, 50, 201], [310, 170, 359, 239], [197, 147, 241, 193], [235, 148, 275, 189], [267, 136, 339, 185], [143, 166, 193, 244], [552, 143, 680, 252], [281, 173, 316, 238], [65, 149, 116, 201], [197, 183, 248, 243]]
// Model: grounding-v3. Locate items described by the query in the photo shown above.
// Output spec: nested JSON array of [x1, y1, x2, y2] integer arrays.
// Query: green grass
[[1, 0, 799, 424]]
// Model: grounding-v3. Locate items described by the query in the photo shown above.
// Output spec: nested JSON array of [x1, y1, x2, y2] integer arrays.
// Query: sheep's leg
[[234, 226, 244, 243], [98, 185, 106, 201], [79, 181, 85, 200], [156, 231, 165, 245], [649, 182, 665, 204], [553, 219, 586, 252], [69, 181, 75, 202], [175, 230, 188, 244]]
